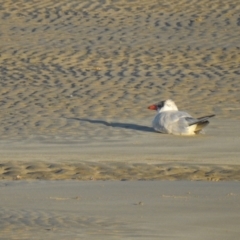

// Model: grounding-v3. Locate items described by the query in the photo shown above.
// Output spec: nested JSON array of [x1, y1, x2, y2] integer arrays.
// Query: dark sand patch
[[1, 161, 240, 181]]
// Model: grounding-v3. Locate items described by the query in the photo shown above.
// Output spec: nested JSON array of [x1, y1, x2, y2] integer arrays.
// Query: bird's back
[[153, 110, 194, 135]]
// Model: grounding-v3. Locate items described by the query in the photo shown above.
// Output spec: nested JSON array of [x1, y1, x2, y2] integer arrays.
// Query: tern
[[148, 99, 215, 135]]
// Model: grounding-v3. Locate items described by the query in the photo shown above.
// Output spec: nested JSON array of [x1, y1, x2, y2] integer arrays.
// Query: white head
[[148, 99, 178, 112]]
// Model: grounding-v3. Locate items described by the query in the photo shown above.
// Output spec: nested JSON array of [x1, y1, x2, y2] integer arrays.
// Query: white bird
[[148, 99, 215, 135]]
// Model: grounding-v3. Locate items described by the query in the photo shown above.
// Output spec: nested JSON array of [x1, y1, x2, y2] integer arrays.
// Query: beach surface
[[1, 180, 240, 240], [1, 0, 240, 239]]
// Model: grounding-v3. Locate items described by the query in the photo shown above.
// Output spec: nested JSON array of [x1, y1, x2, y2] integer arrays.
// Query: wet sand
[[1, 181, 240, 240]]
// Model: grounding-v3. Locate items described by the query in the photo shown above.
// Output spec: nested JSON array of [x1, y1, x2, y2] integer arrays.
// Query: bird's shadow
[[66, 118, 155, 133]]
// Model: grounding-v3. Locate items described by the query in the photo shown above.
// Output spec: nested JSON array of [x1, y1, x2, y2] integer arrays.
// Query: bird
[[147, 99, 215, 135]]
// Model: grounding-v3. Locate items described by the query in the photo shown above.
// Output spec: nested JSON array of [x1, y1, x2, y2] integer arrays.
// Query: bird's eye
[[157, 102, 163, 108]]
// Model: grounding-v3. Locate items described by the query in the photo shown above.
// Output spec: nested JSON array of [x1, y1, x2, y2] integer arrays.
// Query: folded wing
[[185, 114, 215, 134]]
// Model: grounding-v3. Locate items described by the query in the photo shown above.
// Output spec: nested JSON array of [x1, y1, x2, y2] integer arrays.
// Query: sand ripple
[[0, 0, 240, 141], [0, 162, 240, 181], [0, 208, 132, 240]]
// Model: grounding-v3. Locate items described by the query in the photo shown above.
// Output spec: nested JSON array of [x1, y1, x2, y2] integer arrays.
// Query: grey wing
[[169, 111, 192, 122], [185, 114, 215, 134], [185, 114, 215, 126], [165, 111, 192, 134]]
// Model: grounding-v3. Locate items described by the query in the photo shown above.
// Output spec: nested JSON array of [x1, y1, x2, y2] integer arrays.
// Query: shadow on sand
[[66, 118, 155, 133]]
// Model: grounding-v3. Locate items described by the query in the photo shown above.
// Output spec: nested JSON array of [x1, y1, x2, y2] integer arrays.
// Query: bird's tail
[[188, 114, 215, 126], [189, 114, 215, 134], [196, 114, 215, 122]]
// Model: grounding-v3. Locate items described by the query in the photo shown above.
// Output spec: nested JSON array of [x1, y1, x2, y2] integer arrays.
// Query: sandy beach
[[1, 0, 240, 239], [1, 181, 240, 240]]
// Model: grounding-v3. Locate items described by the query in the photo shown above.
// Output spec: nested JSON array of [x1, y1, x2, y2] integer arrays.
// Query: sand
[[1, 0, 240, 142], [1, 181, 240, 240], [1, 118, 240, 181], [1, 0, 240, 239]]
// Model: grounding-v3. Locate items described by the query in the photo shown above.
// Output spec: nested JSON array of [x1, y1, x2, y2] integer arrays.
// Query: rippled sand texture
[[1, 181, 240, 240], [0, 0, 240, 142], [1, 161, 240, 181]]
